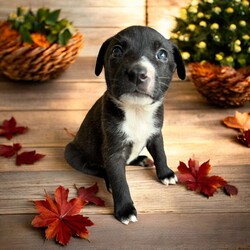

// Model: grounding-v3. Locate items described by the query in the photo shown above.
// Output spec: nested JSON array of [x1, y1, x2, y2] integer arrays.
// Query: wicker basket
[[188, 62, 250, 107], [0, 21, 83, 81]]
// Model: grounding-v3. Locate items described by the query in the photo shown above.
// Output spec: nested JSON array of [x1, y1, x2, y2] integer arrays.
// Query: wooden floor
[[0, 57, 249, 249]]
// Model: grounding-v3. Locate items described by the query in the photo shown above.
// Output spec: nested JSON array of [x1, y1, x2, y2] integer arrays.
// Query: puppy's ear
[[95, 38, 112, 76], [172, 44, 186, 80]]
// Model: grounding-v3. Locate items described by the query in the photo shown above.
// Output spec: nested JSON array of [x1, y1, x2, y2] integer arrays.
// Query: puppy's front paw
[[115, 204, 138, 225], [160, 173, 178, 186]]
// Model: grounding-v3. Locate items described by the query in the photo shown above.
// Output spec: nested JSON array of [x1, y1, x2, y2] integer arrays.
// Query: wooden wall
[[0, 0, 191, 57]]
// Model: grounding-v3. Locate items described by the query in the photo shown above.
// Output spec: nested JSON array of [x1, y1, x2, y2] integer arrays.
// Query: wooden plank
[[0, 0, 145, 10], [0, 141, 249, 172], [147, 0, 190, 37], [0, 1, 145, 27], [0, 109, 250, 145], [0, 213, 249, 249], [0, 165, 248, 215]]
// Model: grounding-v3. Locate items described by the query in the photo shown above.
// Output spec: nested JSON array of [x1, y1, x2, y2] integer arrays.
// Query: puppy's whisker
[[159, 81, 170, 87]]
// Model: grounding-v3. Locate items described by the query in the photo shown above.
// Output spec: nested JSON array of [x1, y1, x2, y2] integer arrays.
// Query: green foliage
[[8, 7, 76, 45], [171, 0, 250, 68]]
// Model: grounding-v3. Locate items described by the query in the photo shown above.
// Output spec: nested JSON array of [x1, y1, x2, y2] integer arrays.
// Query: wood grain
[[0, 1, 250, 248], [0, 214, 249, 250]]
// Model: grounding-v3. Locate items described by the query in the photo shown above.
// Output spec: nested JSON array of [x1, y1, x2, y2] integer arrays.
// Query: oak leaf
[[177, 158, 227, 197], [75, 182, 105, 206], [32, 186, 94, 246], [0, 143, 22, 158], [223, 111, 250, 131], [16, 151, 45, 166], [0, 117, 28, 140]]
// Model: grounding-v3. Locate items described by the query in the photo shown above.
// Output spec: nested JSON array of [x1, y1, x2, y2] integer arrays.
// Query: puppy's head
[[95, 26, 186, 104]]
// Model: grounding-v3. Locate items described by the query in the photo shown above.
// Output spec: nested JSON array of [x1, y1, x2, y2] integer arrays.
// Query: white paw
[[121, 215, 138, 225], [161, 175, 178, 186]]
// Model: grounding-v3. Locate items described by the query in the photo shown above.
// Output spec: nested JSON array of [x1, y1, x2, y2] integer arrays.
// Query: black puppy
[[65, 26, 186, 225]]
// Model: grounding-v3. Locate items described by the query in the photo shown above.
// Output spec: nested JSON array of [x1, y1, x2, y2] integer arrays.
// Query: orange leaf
[[31, 33, 50, 48], [0, 22, 19, 43], [223, 111, 250, 131], [32, 186, 94, 245]]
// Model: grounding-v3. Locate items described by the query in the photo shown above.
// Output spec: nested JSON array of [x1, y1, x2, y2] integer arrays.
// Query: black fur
[[65, 26, 185, 224]]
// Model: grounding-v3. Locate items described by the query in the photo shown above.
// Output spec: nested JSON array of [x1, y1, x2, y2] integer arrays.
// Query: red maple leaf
[[75, 182, 105, 206], [32, 186, 94, 246], [16, 151, 45, 166], [177, 158, 227, 197], [0, 143, 22, 158], [0, 117, 28, 140]]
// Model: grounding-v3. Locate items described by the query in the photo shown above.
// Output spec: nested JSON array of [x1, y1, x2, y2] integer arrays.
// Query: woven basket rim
[[188, 62, 250, 107], [0, 22, 84, 81]]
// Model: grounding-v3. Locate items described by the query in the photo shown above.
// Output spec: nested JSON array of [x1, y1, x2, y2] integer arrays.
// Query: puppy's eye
[[156, 49, 168, 62], [111, 46, 123, 58]]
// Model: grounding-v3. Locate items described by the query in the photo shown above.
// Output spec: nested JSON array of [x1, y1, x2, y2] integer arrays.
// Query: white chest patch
[[118, 96, 162, 164]]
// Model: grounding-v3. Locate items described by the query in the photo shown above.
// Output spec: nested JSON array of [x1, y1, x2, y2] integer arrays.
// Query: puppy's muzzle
[[126, 58, 155, 94], [128, 65, 148, 85]]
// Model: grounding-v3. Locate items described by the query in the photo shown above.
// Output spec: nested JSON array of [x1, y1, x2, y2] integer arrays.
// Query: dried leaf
[[223, 184, 239, 197], [0, 143, 22, 158], [0, 117, 28, 140], [16, 150, 45, 166], [75, 182, 105, 207], [223, 111, 250, 131], [32, 186, 94, 245], [177, 158, 227, 197], [237, 130, 250, 148], [31, 33, 50, 48]]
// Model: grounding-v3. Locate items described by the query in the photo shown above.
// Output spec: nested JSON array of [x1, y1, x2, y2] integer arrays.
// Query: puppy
[[65, 26, 186, 225]]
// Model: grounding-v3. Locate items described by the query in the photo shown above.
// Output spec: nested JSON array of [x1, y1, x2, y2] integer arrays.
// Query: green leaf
[[46, 34, 57, 44], [37, 8, 49, 23], [58, 29, 72, 45], [19, 26, 32, 43], [46, 9, 61, 25]]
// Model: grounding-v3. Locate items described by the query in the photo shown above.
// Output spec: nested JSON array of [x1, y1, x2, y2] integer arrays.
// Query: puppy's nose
[[128, 66, 148, 84]]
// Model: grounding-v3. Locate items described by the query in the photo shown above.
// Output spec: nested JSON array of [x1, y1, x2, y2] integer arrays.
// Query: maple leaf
[[0, 117, 28, 140], [32, 186, 94, 246], [16, 151, 45, 166], [177, 158, 227, 197], [0, 143, 22, 158], [223, 111, 250, 131], [237, 130, 250, 148], [75, 182, 105, 206]]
